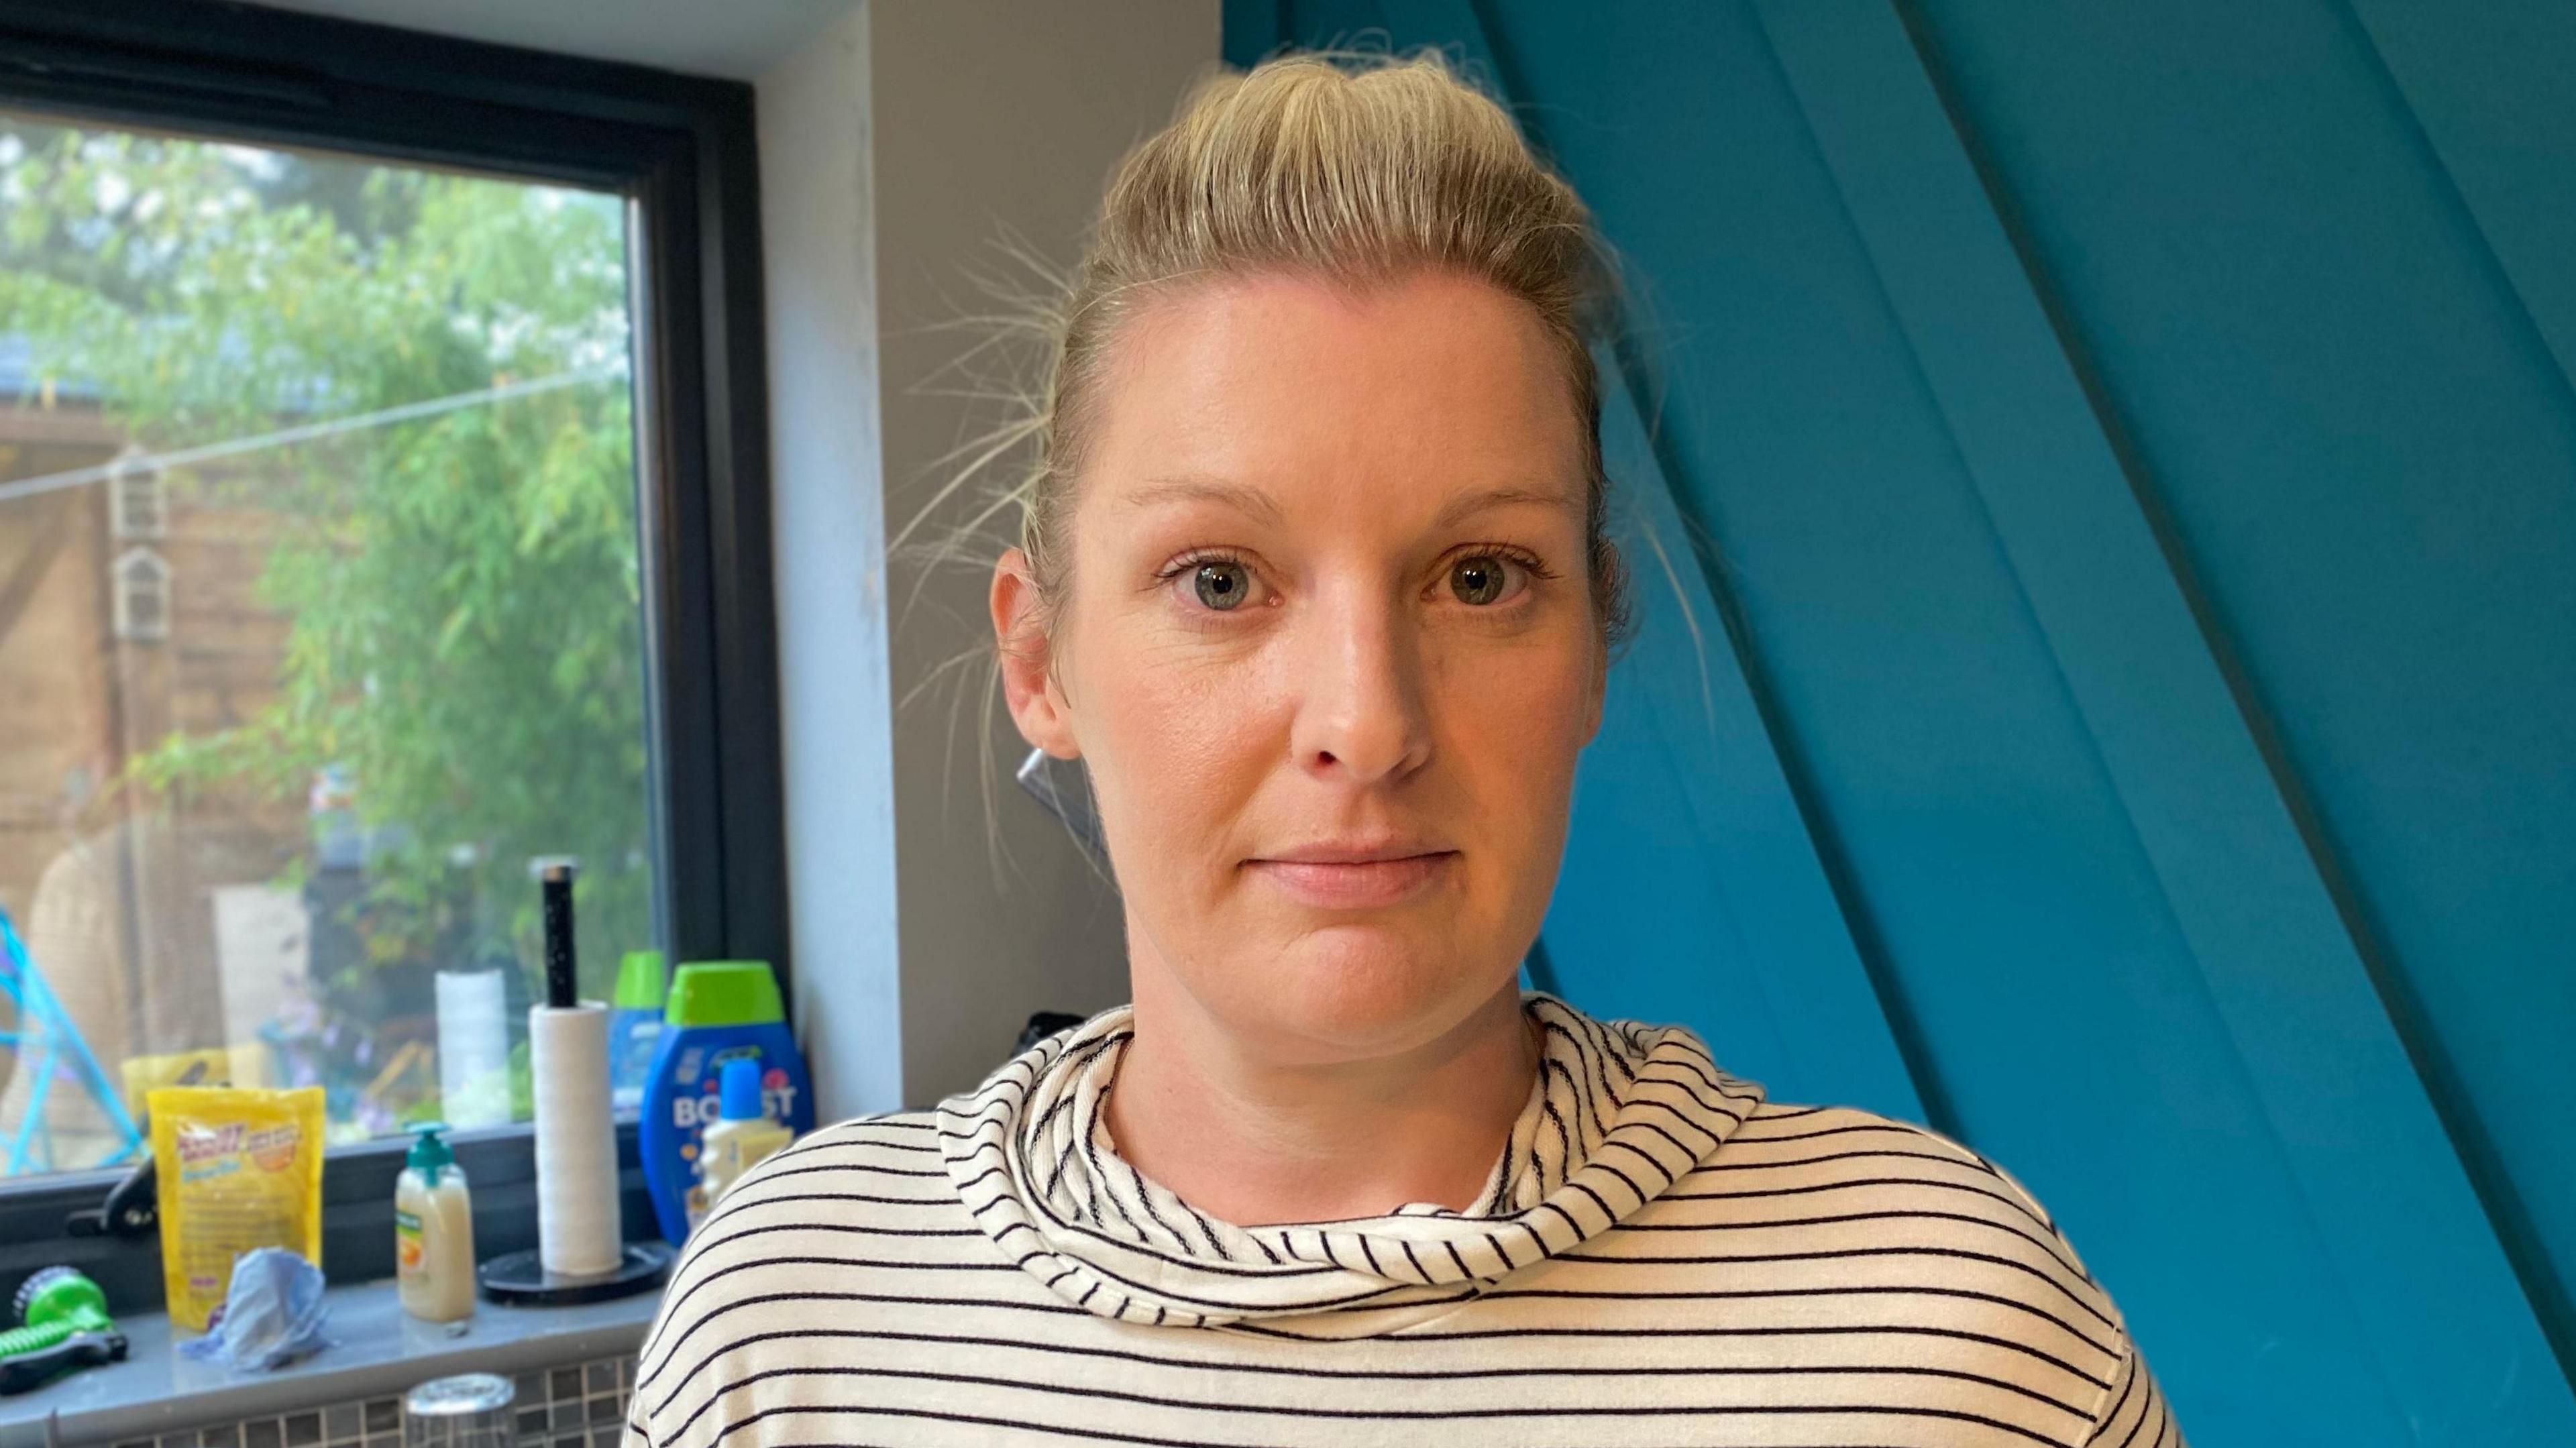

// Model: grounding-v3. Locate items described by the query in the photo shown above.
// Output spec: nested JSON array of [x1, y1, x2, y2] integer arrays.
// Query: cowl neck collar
[[938, 992, 1763, 1329]]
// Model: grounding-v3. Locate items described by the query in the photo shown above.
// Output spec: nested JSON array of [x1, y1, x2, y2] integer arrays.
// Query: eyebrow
[[1122, 477, 1578, 529], [1122, 476, 1287, 524], [1432, 484, 1582, 529]]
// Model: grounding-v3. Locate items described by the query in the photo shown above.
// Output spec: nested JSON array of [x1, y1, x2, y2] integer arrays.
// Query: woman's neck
[[1102, 966, 1541, 1228]]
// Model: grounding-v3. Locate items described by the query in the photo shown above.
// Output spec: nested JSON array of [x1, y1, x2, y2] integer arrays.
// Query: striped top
[[627, 994, 2184, 1447]]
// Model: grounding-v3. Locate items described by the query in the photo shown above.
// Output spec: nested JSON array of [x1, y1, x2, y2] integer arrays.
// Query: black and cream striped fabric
[[628, 994, 2184, 1447]]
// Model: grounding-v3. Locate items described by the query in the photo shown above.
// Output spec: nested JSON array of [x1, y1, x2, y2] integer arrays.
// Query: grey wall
[[757, 3, 904, 1121], [865, 0, 1220, 1105]]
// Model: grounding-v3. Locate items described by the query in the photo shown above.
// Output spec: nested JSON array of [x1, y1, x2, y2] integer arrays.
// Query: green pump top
[[663, 960, 784, 1029], [406, 1121, 454, 1176], [614, 949, 667, 1011]]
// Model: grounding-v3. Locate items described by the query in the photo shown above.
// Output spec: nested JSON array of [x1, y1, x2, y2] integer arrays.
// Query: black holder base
[[476, 1242, 673, 1306]]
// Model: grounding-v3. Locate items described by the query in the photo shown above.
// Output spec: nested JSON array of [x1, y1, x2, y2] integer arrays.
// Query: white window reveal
[[113, 547, 171, 642], [108, 445, 168, 539]]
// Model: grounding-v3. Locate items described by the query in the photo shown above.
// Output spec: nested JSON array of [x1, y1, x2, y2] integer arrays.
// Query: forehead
[[1083, 270, 1587, 517]]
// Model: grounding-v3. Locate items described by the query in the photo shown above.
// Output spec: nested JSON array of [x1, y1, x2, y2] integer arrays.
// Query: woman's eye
[[1448, 553, 1523, 606], [1192, 559, 1252, 611]]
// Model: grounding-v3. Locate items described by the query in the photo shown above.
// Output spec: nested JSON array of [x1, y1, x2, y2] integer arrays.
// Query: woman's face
[[996, 270, 1604, 1064]]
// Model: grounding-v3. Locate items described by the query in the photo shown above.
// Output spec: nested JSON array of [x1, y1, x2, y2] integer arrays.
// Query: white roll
[[435, 970, 511, 1129], [529, 1002, 621, 1277]]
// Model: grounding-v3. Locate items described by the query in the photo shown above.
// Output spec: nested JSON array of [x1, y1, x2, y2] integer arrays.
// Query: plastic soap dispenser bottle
[[395, 1122, 476, 1323], [700, 1057, 794, 1209], [607, 949, 667, 1112]]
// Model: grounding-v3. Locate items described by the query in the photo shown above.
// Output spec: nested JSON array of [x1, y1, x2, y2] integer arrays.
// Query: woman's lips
[[1244, 850, 1457, 909]]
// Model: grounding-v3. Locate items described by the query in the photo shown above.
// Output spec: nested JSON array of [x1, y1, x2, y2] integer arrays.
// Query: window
[[107, 447, 163, 539], [0, 1, 782, 1296], [3, 108, 659, 1168], [109, 546, 169, 642]]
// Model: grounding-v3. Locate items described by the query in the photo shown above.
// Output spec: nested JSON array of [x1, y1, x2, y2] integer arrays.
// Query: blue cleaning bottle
[[639, 960, 814, 1244]]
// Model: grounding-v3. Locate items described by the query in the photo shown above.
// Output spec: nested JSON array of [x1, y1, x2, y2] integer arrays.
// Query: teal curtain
[[1227, 3, 2576, 1442]]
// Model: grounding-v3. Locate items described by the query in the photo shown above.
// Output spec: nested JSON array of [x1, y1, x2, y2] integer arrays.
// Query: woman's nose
[[1287, 591, 1434, 786]]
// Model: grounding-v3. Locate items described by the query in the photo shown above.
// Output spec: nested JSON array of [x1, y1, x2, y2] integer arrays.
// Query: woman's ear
[[993, 548, 1080, 759]]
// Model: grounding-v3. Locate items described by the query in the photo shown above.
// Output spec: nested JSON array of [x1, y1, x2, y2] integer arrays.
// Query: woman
[[628, 52, 2183, 1448]]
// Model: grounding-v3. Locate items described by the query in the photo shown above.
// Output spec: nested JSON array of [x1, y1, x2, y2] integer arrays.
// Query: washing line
[[0, 366, 624, 508]]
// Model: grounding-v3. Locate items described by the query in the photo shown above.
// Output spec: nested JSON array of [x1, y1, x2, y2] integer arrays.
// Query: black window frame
[[0, 0, 788, 1307]]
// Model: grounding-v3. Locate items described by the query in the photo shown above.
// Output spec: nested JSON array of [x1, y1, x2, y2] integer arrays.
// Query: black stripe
[[1479, 1129, 1519, 1215], [1631, 1096, 1725, 1150], [1005, 1150, 1347, 1281], [684, 1213, 988, 1262], [1662, 1166, 2086, 1245], [949, 1164, 1006, 1194], [1625, 1117, 1709, 1162], [707, 1398, 1270, 1448], [650, 1323, 2093, 1420], [1730, 1119, 1931, 1146], [1588, 1151, 1653, 1205], [1527, 1201, 1581, 1252], [980, 1216, 1422, 1315], [638, 1288, 1090, 1394], [1538, 1017, 1623, 1122], [1537, 1050, 1599, 1151], [1562, 1176, 1618, 1225], [685, 1364, 2079, 1446], [1356, 1320, 2112, 1392], [1177, 1201, 1236, 1262], [647, 1251, 1030, 1372], [1538, 1092, 1577, 1186], [1474, 1279, 2116, 1358], [1552, 1241, 2117, 1333], [1628, 1201, 2092, 1282], [1632, 1072, 1758, 1120], [1693, 1144, 2000, 1177]]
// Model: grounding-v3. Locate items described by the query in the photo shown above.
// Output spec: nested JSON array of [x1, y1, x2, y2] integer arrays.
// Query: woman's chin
[[1220, 924, 1515, 1060]]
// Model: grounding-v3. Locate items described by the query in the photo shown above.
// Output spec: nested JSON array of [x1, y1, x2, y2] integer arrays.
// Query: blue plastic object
[[178, 1248, 328, 1370], [0, 908, 142, 1174], [717, 1058, 765, 1123]]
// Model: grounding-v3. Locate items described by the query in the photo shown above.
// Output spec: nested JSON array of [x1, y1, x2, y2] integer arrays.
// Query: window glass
[[0, 111, 658, 1174]]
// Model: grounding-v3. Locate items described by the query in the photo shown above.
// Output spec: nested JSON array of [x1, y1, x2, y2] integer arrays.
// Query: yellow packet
[[149, 1087, 325, 1331]]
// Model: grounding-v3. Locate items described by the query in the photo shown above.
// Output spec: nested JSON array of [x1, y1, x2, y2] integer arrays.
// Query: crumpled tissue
[[180, 1247, 331, 1370]]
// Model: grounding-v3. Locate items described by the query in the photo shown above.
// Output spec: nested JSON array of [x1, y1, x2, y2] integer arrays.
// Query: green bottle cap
[[614, 949, 667, 1010], [407, 1121, 453, 1174], [663, 960, 785, 1029]]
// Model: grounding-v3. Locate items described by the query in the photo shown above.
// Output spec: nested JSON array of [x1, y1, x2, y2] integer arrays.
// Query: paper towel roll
[[435, 969, 511, 1129], [530, 1003, 621, 1277]]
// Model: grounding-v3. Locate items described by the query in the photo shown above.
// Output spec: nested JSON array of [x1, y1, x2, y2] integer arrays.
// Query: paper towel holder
[[476, 1241, 673, 1306]]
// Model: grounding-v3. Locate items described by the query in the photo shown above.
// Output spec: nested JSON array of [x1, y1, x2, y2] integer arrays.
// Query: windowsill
[[0, 1278, 661, 1448]]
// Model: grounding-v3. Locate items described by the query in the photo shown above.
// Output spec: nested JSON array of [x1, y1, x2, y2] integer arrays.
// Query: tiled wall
[[105, 1353, 635, 1448], [510, 1355, 635, 1448]]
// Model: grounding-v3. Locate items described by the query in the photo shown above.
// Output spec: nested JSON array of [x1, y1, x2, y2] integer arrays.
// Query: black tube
[[539, 859, 577, 1009]]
